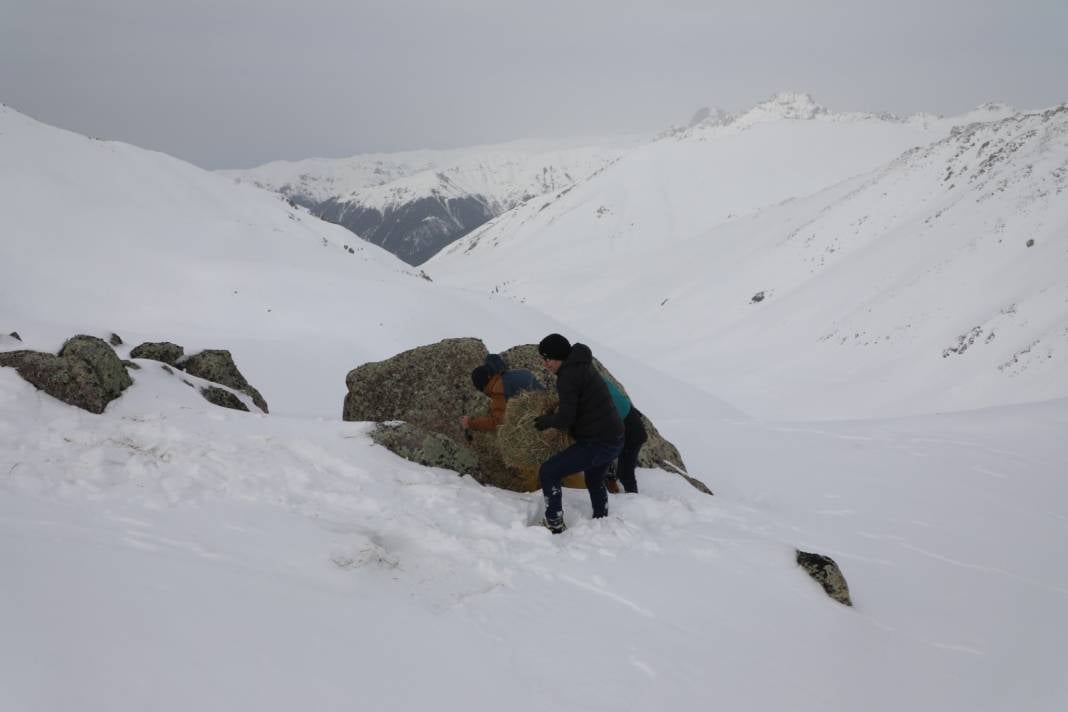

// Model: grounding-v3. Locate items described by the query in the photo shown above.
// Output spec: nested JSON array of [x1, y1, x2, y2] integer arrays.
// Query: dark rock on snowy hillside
[[199, 385, 251, 413], [130, 341, 185, 365], [0, 335, 132, 414], [796, 550, 853, 606], [179, 349, 269, 414]]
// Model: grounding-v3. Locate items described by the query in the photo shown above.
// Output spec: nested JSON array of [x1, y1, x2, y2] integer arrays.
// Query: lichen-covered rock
[[59, 335, 133, 401], [109, 333, 123, 346], [0, 340, 129, 415], [344, 337, 486, 433], [371, 422, 480, 474], [130, 341, 185, 365], [796, 550, 853, 606], [180, 349, 268, 413], [199, 385, 250, 412], [347, 338, 695, 494], [0, 350, 31, 368]]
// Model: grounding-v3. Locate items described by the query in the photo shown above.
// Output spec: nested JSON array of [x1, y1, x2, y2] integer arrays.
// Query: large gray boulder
[[344, 338, 701, 493], [345, 337, 532, 489], [180, 349, 268, 413], [0, 335, 132, 414], [370, 422, 480, 475], [130, 341, 185, 365], [59, 335, 133, 400], [344, 337, 487, 433]]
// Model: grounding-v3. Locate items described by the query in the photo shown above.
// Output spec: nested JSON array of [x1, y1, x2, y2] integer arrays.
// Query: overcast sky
[[3, 0, 1066, 169]]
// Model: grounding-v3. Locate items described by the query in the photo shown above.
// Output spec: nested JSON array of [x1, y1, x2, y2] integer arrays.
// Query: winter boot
[[542, 513, 567, 534]]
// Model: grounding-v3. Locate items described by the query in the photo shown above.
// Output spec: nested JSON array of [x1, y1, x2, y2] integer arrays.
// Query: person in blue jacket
[[601, 377, 648, 494]]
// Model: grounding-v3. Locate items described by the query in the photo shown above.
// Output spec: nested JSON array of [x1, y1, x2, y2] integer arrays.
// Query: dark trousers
[[540, 437, 624, 519], [616, 439, 642, 494], [614, 409, 648, 493]]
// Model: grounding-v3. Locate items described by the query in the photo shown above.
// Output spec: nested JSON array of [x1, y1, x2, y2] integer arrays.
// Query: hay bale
[[466, 430, 539, 490], [497, 390, 571, 468]]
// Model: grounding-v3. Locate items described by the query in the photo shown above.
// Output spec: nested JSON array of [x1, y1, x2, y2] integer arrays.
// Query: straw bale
[[497, 390, 572, 468]]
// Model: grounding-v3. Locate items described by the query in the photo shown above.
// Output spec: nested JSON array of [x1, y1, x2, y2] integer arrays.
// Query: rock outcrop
[[344, 337, 486, 432], [179, 349, 268, 413], [1, 333, 269, 416], [796, 550, 853, 606], [370, 422, 480, 475], [59, 336, 133, 400], [0, 335, 132, 414], [199, 385, 250, 412], [130, 341, 185, 365], [344, 337, 702, 493]]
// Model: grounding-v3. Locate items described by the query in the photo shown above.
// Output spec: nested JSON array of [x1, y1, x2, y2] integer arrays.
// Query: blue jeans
[[540, 436, 624, 520]]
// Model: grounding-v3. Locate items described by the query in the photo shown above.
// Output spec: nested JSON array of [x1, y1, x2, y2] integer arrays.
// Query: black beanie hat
[[471, 365, 491, 391], [538, 333, 571, 360]]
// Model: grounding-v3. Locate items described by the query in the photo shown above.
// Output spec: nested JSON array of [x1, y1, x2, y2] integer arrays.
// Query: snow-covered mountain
[[0, 103, 589, 414], [429, 99, 1068, 419], [666, 93, 1017, 139], [223, 136, 638, 265], [2, 104, 1066, 712]]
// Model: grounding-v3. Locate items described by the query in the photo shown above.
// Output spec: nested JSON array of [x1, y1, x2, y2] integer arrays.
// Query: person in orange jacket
[[459, 354, 544, 433]]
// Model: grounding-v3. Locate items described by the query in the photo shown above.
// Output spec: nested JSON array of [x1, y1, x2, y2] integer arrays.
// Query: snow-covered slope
[[223, 136, 638, 265], [2, 105, 1066, 712], [3, 363, 1066, 712], [0, 103, 586, 415], [429, 101, 1068, 419], [431, 93, 1001, 261]]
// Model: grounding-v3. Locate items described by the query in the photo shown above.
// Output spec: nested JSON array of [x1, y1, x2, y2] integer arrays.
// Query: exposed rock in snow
[[199, 384, 250, 412], [0, 335, 132, 414], [796, 550, 853, 606], [130, 341, 185, 365], [179, 349, 269, 414]]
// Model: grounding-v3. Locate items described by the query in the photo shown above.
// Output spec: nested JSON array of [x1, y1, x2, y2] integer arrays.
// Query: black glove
[[533, 415, 552, 431]]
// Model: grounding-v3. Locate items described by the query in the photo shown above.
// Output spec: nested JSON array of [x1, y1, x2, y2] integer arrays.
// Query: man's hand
[[459, 415, 470, 429], [533, 415, 551, 431]]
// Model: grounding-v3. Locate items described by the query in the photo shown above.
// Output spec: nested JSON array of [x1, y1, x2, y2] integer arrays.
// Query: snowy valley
[[430, 96, 1068, 420], [1, 95, 1067, 712], [224, 136, 639, 265]]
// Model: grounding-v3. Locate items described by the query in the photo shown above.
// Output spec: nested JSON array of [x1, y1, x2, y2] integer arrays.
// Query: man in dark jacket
[[533, 333, 624, 533]]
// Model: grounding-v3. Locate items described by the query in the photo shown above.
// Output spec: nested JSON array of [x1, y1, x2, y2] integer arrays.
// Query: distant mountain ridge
[[663, 92, 1018, 140], [226, 92, 1021, 266], [223, 137, 638, 265], [427, 100, 1068, 418]]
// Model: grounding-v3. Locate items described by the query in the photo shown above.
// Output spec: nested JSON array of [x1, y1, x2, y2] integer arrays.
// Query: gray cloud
[[2, 0, 1066, 169]]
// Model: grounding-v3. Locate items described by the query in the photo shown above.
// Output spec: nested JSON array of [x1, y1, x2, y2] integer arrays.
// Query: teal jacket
[[603, 378, 631, 419]]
